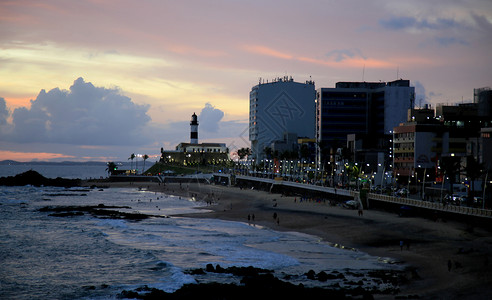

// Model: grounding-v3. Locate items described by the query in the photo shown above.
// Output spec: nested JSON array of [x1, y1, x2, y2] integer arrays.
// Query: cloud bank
[[0, 98, 9, 126], [199, 102, 224, 133], [1, 78, 152, 146], [1, 78, 248, 161]]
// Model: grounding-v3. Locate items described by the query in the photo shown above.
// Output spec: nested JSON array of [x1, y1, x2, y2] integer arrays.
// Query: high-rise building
[[316, 79, 415, 164], [249, 76, 316, 161]]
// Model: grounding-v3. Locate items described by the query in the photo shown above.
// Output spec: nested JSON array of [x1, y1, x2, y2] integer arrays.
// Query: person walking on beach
[[400, 240, 404, 251]]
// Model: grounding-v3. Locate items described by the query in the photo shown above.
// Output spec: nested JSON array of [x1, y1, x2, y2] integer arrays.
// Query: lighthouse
[[190, 112, 198, 144]]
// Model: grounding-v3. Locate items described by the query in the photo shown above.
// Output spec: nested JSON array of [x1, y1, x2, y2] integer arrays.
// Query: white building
[[249, 76, 316, 161], [175, 142, 228, 153]]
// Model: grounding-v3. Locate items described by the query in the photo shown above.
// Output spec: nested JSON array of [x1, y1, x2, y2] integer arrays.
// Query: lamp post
[[440, 171, 446, 203], [483, 172, 488, 209], [422, 168, 427, 200], [380, 165, 386, 193], [407, 171, 411, 198]]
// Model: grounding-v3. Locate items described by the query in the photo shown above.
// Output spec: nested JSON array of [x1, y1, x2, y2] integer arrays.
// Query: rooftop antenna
[[396, 66, 399, 80], [362, 64, 365, 82]]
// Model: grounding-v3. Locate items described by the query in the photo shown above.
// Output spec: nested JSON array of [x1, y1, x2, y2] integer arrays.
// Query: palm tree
[[463, 155, 484, 205], [237, 147, 251, 160], [440, 155, 461, 196], [142, 154, 149, 174], [106, 162, 117, 176], [129, 153, 135, 174]]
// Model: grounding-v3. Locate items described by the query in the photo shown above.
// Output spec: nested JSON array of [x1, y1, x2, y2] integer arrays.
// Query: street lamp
[[422, 168, 427, 200]]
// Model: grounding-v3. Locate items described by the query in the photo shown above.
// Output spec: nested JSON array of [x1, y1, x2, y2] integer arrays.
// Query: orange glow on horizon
[[0, 150, 75, 162]]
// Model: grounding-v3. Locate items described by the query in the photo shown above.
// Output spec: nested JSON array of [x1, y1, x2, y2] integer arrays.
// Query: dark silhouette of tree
[[263, 147, 273, 159], [142, 154, 149, 174], [299, 144, 310, 160], [106, 162, 117, 176], [129, 153, 135, 173], [237, 147, 251, 160], [441, 155, 462, 196], [463, 155, 484, 205]]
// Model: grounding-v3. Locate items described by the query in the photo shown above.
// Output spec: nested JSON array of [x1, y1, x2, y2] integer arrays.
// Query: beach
[[95, 181, 492, 299]]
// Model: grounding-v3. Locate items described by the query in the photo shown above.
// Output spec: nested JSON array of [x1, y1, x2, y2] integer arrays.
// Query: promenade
[[218, 174, 492, 220]]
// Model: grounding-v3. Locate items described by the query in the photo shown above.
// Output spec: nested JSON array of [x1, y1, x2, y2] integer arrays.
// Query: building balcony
[[393, 168, 412, 176], [394, 157, 414, 163], [449, 148, 466, 153], [394, 148, 415, 153], [394, 137, 414, 143]]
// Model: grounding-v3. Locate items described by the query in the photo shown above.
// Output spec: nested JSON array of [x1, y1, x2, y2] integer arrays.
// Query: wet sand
[[94, 181, 492, 299]]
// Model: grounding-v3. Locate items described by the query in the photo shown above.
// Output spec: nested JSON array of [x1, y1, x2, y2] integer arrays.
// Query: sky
[[1, 0, 491, 162]]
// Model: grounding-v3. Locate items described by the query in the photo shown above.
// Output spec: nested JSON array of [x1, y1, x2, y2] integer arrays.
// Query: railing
[[368, 193, 492, 218], [229, 175, 492, 219]]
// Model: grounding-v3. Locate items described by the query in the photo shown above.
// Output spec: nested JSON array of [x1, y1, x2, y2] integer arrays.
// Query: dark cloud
[[379, 16, 466, 31], [326, 49, 366, 62], [0, 97, 9, 126], [2, 78, 152, 146], [198, 102, 224, 133], [379, 16, 417, 30], [1, 82, 248, 160], [472, 13, 492, 33], [434, 36, 468, 46]]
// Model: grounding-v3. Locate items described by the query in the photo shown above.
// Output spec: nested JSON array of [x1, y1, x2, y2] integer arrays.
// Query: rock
[[0, 170, 81, 187], [306, 269, 316, 280]]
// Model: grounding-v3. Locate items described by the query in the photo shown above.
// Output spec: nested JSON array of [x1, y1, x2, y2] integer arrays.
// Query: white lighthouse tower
[[190, 112, 198, 144]]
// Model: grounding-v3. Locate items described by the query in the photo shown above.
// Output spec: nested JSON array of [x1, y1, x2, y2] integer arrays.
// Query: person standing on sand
[[400, 240, 404, 251]]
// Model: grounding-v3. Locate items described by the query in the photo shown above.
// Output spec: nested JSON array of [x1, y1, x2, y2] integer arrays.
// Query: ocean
[[0, 164, 402, 299]]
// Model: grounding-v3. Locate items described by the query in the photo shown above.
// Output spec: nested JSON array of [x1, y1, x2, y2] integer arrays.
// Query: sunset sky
[[1, 0, 491, 162]]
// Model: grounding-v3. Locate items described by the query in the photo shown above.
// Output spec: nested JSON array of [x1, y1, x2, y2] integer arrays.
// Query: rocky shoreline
[[117, 265, 407, 300]]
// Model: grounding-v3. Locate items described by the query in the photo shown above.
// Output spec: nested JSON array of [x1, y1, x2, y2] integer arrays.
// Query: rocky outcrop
[[0, 170, 81, 187]]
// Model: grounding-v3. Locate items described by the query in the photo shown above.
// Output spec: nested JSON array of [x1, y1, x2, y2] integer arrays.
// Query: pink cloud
[[244, 44, 395, 69], [242, 45, 294, 60]]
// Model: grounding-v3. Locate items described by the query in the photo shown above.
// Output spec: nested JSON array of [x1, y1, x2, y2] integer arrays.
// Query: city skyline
[[1, 0, 491, 162]]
